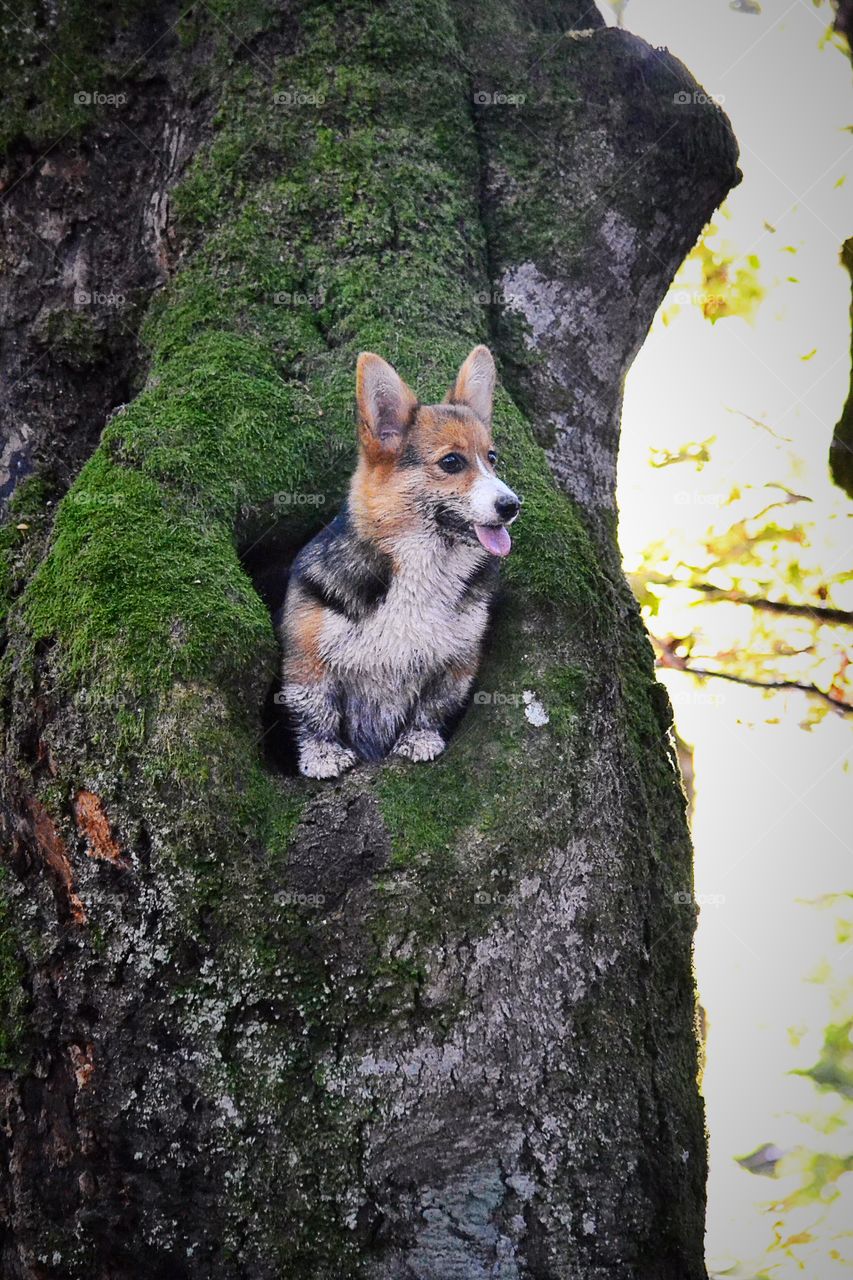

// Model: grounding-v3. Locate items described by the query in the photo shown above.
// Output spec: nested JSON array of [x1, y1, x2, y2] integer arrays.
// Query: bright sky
[[605, 1, 852, 1274]]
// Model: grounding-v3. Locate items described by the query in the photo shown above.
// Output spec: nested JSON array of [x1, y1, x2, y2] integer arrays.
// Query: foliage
[[630, 448, 852, 722], [615, 8, 852, 1277], [661, 218, 765, 327], [713, 896, 853, 1280]]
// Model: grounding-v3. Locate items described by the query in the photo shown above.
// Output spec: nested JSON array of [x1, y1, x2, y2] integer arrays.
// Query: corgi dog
[[280, 345, 521, 779]]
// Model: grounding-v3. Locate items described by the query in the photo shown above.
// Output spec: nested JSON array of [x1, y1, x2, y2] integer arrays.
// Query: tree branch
[[640, 575, 853, 626], [652, 637, 853, 715]]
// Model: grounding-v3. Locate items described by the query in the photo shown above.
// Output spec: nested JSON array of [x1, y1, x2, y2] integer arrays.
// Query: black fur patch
[[341, 691, 406, 762], [291, 504, 392, 621], [298, 572, 352, 617], [432, 501, 473, 539], [398, 442, 423, 468], [459, 554, 499, 604]]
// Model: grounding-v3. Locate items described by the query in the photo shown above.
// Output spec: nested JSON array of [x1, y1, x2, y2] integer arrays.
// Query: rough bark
[[832, 0, 853, 47], [0, 3, 738, 1278], [829, 237, 853, 498], [0, 5, 216, 508]]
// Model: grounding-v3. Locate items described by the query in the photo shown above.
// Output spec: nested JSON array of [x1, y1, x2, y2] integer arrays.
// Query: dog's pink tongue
[[474, 524, 512, 557]]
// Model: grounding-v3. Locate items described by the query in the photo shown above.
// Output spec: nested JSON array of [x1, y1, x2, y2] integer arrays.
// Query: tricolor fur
[[280, 345, 520, 778]]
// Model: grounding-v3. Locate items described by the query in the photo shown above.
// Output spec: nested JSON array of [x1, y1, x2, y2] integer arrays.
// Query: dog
[[280, 345, 520, 778]]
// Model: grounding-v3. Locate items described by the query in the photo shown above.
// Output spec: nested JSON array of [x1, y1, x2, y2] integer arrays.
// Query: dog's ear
[[446, 345, 495, 427], [356, 353, 418, 456]]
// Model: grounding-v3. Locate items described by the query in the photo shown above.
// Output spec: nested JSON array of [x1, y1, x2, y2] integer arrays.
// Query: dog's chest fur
[[320, 531, 489, 681]]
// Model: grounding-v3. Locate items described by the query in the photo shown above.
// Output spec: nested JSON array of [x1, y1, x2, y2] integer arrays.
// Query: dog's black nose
[[495, 495, 520, 523]]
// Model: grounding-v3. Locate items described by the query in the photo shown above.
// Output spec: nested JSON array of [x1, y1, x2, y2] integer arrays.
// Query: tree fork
[[0, 3, 738, 1277]]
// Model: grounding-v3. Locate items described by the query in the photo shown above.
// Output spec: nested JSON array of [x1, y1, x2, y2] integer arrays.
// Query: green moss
[[616, 614, 690, 892], [495, 397, 602, 607], [378, 746, 492, 866], [88, 924, 108, 957], [0, 472, 56, 647], [0, 0, 283, 154], [5, 472, 52, 519], [619, 622, 673, 763], [0, 0, 140, 151], [375, 605, 590, 949]]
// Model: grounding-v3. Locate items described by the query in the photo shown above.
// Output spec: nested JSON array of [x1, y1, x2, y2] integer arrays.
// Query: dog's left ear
[[446, 345, 495, 427], [356, 353, 418, 457]]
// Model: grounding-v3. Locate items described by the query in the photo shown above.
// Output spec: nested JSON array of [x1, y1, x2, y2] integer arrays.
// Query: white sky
[[606, 1, 852, 1273]]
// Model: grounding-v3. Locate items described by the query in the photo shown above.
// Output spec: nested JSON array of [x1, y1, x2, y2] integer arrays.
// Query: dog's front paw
[[393, 728, 446, 763], [299, 738, 357, 779]]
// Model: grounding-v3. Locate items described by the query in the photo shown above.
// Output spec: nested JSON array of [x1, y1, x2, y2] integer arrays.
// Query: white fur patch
[[470, 458, 517, 524], [299, 739, 357, 779], [314, 532, 489, 741], [321, 534, 488, 680], [393, 728, 446, 762]]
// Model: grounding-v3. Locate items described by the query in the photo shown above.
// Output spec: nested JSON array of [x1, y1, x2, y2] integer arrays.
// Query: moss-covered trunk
[[0, 3, 739, 1276]]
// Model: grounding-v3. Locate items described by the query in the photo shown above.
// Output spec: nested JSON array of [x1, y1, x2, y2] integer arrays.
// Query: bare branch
[[652, 636, 853, 715], [640, 575, 853, 626], [724, 405, 792, 441]]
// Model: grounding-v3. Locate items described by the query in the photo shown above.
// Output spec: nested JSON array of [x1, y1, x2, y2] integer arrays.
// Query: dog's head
[[351, 345, 521, 557]]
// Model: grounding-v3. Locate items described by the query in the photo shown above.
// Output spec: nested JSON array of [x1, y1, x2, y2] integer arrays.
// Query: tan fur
[[356, 352, 418, 461], [414, 405, 494, 492], [349, 405, 499, 551], [283, 593, 328, 682], [349, 455, 422, 549], [444, 344, 495, 426]]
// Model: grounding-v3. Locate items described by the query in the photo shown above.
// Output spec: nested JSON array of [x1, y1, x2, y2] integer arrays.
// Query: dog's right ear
[[356, 353, 418, 458], [446, 345, 495, 427]]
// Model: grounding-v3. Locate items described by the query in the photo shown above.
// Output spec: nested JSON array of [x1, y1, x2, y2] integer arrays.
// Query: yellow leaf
[[781, 1231, 813, 1247]]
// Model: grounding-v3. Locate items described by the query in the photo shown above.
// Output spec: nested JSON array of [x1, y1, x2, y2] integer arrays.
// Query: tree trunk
[[0, 3, 738, 1277], [828, 6, 852, 497]]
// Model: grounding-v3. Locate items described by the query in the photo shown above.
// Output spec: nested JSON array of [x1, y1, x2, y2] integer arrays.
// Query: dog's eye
[[438, 453, 466, 474], [487, 450, 498, 466]]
